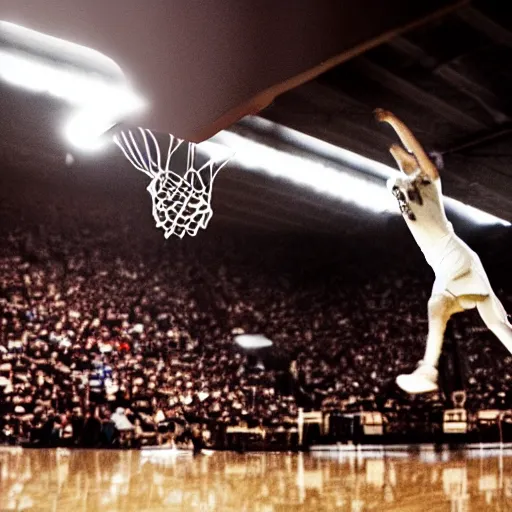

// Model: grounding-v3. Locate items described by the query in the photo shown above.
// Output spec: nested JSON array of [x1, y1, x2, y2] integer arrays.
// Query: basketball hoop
[[114, 128, 233, 239]]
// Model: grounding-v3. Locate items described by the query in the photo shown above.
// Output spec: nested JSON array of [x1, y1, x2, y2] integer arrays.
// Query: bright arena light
[[444, 197, 510, 227], [0, 50, 143, 117], [234, 334, 273, 349], [197, 140, 236, 165], [64, 109, 117, 151], [0, 21, 145, 152], [216, 118, 510, 227], [217, 131, 396, 214]]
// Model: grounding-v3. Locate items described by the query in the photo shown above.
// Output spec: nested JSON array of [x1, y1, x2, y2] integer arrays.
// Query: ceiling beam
[[440, 126, 512, 155], [388, 37, 510, 124], [261, 86, 395, 162], [354, 57, 488, 132], [434, 67, 510, 124], [457, 6, 512, 47], [444, 153, 512, 219]]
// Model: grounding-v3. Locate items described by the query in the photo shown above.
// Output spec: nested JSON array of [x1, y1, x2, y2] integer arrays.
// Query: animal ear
[[375, 109, 439, 179], [389, 144, 418, 175]]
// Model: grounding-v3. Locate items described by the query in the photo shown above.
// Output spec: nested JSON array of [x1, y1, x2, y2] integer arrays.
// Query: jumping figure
[[375, 108, 512, 394]]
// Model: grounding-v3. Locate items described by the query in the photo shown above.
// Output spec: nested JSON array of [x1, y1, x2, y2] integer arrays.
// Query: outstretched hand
[[374, 109, 439, 180]]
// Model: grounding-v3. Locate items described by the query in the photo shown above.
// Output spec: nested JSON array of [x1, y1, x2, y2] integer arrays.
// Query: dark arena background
[[1, 1, 512, 510]]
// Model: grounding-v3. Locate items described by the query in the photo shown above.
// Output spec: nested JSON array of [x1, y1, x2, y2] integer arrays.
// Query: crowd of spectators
[[0, 166, 511, 447]]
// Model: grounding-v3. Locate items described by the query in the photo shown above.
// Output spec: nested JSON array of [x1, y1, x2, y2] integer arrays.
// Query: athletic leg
[[396, 293, 463, 394], [423, 293, 465, 368], [476, 294, 512, 354]]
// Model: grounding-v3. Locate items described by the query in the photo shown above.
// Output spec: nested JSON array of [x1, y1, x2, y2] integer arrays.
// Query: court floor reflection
[[1, 447, 512, 511]]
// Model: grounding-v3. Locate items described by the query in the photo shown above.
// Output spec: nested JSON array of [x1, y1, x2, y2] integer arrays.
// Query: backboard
[[0, 0, 464, 142]]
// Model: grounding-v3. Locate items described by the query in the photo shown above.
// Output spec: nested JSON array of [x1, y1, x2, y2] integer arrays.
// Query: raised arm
[[374, 109, 439, 180]]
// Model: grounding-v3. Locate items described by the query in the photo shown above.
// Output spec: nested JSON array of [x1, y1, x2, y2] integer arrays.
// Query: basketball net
[[114, 128, 232, 239]]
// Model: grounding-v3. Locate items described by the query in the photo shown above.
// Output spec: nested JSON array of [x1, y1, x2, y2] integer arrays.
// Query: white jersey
[[388, 172, 491, 297]]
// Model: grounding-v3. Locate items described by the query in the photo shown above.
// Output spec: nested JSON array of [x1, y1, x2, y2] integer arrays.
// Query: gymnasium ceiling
[[1, 0, 512, 235], [257, 1, 512, 224]]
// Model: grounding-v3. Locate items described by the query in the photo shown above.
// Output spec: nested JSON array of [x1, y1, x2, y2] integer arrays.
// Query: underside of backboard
[[0, 0, 465, 141]]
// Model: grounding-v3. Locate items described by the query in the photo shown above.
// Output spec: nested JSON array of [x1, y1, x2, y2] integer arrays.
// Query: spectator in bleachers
[[0, 167, 510, 447]]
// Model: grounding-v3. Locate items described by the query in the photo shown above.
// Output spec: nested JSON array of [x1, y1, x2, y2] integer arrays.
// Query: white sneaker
[[396, 362, 438, 394]]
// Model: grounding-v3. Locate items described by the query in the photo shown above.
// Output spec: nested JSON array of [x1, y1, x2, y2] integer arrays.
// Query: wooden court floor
[[1, 447, 512, 511]]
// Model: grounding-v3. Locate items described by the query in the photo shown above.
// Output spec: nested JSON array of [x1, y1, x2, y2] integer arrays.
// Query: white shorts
[[427, 235, 491, 298]]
